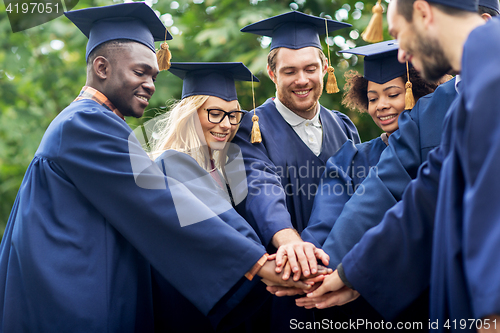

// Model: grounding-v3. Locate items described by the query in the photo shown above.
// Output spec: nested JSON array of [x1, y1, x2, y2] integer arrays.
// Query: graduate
[[232, 10, 360, 332], [295, 0, 500, 329], [0, 4, 312, 332], [303, 41, 436, 252], [149, 62, 266, 332]]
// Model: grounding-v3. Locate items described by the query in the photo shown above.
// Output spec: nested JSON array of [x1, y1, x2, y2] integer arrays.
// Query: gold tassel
[[362, 0, 384, 43], [249, 73, 261, 143], [251, 115, 262, 143], [404, 61, 415, 110], [324, 18, 339, 94], [326, 66, 339, 94], [405, 81, 415, 110], [157, 42, 172, 71]]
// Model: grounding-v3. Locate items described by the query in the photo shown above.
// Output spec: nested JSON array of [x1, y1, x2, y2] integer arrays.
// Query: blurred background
[[0, 0, 391, 237]]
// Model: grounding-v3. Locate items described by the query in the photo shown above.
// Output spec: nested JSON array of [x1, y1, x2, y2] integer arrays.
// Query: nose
[[143, 76, 156, 95], [295, 70, 308, 86], [219, 115, 232, 129], [376, 97, 390, 111], [397, 48, 407, 64]]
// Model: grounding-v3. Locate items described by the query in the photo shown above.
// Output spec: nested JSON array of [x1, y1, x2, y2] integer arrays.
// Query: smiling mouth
[[294, 89, 311, 96], [211, 132, 228, 139], [136, 95, 149, 102], [379, 114, 397, 121]]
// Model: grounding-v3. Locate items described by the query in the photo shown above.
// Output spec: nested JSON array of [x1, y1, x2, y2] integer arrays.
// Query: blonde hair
[[151, 95, 241, 173]]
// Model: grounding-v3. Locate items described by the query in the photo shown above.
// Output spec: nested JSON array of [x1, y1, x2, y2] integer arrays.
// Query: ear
[[92, 56, 110, 80], [481, 12, 493, 21], [413, 0, 433, 29], [322, 58, 328, 77], [267, 64, 278, 84]]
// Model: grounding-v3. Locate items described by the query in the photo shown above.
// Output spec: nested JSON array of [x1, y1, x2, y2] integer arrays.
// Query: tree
[[0, 0, 389, 237]]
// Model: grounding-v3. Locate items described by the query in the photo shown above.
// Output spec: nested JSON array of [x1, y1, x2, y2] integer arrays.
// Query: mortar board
[[168, 62, 259, 101], [479, 0, 499, 13], [339, 40, 408, 84], [65, 2, 171, 61], [426, 0, 478, 12], [241, 11, 351, 50]]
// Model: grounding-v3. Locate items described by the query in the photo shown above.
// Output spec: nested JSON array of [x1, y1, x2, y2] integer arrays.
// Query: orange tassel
[[157, 42, 172, 71], [404, 61, 415, 110], [362, 0, 384, 43], [251, 115, 262, 143], [405, 81, 415, 110], [326, 66, 339, 94]]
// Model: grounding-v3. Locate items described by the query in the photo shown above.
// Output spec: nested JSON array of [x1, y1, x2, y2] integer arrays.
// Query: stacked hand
[[266, 269, 359, 309], [256, 228, 334, 294], [262, 228, 360, 309]]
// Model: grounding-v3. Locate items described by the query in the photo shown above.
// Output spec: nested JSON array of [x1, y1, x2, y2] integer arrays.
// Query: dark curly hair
[[342, 67, 438, 113]]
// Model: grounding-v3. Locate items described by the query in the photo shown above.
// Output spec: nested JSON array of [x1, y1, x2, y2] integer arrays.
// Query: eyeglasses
[[205, 108, 245, 125]]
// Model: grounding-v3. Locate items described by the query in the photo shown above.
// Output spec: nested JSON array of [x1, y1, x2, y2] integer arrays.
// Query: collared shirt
[[74, 86, 123, 120], [274, 94, 323, 156]]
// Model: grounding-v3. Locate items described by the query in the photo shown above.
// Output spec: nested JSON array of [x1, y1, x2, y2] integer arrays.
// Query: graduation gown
[[303, 77, 457, 269], [231, 98, 359, 332], [232, 98, 360, 246], [302, 137, 387, 249], [342, 20, 500, 326], [0, 99, 266, 332], [150, 149, 269, 332], [430, 19, 500, 328]]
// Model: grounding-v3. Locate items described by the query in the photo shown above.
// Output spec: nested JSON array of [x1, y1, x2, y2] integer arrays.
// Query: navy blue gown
[[151, 149, 270, 332], [343, 18, 500, 329], [233, 98, 360, 246], [303, 77, 457, 270], [0, 99, 267, 332], [232, 98, 360, 332]]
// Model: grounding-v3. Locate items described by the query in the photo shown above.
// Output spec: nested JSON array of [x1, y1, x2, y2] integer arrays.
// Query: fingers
[[314, 248, 330, 267], [315, 289, 360, 308], [282, 261, 292, 281], [295, 288, 360, 309], [266, 285, 305, 297], [275, 247, 287, 273], [295, 242, 317, 277]]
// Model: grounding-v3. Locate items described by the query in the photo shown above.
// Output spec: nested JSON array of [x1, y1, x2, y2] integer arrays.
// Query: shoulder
[[321, 106, 355, 125], [154, 149, 208, 179], [463, 19, 500, 82]]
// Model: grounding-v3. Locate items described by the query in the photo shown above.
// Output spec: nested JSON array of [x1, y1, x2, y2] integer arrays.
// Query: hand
[[272, 229, 330, 281], [257, 259, 313, 290], [265, 266, 332, 297], [295, 270, 360, 309]]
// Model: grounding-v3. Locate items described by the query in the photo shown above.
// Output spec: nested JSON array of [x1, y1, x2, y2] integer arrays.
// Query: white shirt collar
[[274, 93, 321, 127], [455, 74, 461, 93]]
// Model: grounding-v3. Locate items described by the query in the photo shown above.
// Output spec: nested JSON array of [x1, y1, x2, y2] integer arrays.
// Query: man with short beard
[[232, 11, 361, 332], [294, 0, 500, 330]]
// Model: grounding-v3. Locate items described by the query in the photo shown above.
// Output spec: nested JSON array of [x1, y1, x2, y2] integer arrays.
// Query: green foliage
[[0, 0, 391, 236]]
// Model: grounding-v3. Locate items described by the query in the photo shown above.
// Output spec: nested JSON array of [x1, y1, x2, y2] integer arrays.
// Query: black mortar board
[[65, 2, 171, 61], [479, 0, 499, 13], [241, 11, 351, 50], [339, 40, 408, 84], [426, 0, 478, 12], [168, 62, 259, 101]]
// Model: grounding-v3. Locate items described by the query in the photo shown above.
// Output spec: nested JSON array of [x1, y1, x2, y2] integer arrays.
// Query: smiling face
[[196, 96, 240, 152], [104, 42, 159, 118], [387, 0, 452, 82], [268, 47, 327, 119], [367, 77, 406, 135]]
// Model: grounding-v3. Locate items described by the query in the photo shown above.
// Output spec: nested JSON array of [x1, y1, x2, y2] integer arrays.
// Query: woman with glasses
[[151, 63, 251, 206], [149, 62, 285, 332]]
